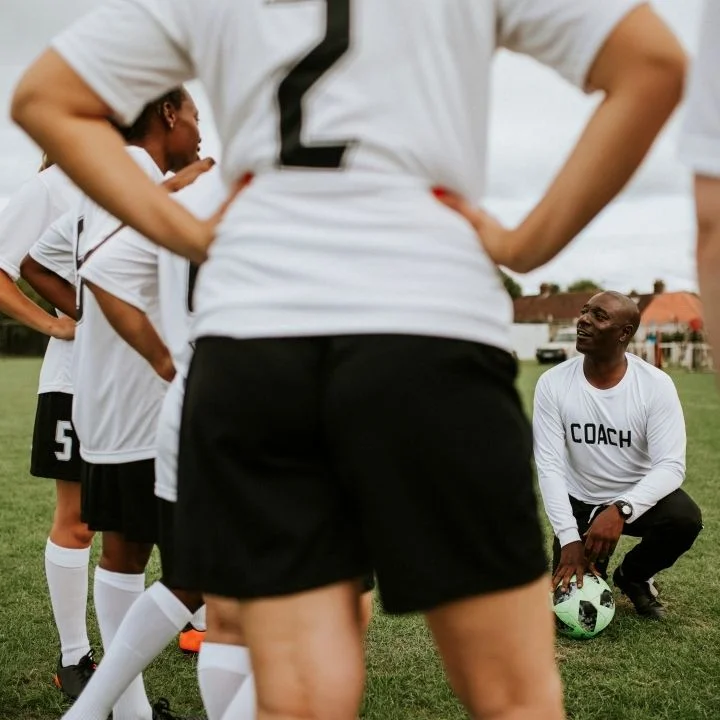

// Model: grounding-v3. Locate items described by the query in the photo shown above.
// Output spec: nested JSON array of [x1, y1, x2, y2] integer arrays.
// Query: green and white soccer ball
[[551, 574, 615, 640]]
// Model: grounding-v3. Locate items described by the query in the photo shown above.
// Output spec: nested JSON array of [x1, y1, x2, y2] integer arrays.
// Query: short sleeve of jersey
[[0, 175, 55, 281], [678, 1, 720, 177], [29, 211, 77, 284], [497, 0, 642, 91], [51, 0, 194, 126], [79, 229, 159, 314]]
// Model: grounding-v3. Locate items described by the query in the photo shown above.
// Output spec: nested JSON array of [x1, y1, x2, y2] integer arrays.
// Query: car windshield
[[555, 332, 576, 342]]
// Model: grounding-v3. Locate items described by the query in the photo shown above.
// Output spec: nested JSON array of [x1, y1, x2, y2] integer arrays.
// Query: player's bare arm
[[437, 5, 685, 273], [0, 267, 74, 339], [85, 280, 176, 383], [20, 255, 77, 321], [694, 176, 720, 377], [164, 158, 216, 193]]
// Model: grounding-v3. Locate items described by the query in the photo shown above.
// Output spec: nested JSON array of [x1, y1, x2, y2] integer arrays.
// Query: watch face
[[621, 504, 632, 516]]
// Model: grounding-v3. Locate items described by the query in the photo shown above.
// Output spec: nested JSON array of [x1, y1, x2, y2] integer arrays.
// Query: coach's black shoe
[[152, 698, 205, 720], [53, 649, 97, 700], [613, 566, 666, 620]]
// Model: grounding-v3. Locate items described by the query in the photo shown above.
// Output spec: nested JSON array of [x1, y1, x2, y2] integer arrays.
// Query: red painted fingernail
[[432, 187, 448, 199]]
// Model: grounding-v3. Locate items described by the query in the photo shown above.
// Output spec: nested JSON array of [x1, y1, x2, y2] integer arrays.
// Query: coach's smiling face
[[576, 293, 634, 358]]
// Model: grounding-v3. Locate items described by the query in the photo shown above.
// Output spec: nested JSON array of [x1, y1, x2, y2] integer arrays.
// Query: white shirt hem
[[192, 314, 513, 354], [80, 447, 157, 464], [37, 383, 74, 396]]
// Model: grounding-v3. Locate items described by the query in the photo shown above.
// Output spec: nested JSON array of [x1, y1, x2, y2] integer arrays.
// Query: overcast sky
[[0, 0, 703, 295]]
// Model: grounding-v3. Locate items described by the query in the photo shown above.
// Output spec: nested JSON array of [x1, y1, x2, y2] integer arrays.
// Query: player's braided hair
[[111, 88, 186, 141]]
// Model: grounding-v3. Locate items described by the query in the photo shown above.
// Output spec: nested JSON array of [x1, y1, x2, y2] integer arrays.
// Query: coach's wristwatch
[[613, 500, 633, 520]]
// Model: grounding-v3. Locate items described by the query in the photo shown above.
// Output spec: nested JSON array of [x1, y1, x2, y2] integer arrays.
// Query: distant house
[[513, 281, 702, 339], [639, 290, 704, 336]]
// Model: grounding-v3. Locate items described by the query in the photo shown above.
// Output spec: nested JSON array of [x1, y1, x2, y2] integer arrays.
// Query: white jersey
[[83, 167, 228, 498], [533, 354, 686, 548], [158, 169, 228, 377], [0, 166, 80, 395], [678, 1, 720, 176], [34, 147, 169, 464], [52, 0, 639, 351]]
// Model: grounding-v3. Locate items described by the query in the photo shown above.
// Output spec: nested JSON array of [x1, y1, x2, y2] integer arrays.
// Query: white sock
[[45, 540, 91, 667], [198, 642, 253, 720], [92, 567, 152, 720], [190, 604, 207, 632], [221, 674, 256, 720], [63, 581, 193, 720]]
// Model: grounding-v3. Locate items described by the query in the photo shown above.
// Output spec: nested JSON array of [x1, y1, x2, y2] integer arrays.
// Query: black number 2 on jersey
[[276, 0, 354, 169]]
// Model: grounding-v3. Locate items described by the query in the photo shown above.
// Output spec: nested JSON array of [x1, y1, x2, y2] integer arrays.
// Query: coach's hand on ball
[[583, 506, 624, 569], [553, 541, 587, 591]]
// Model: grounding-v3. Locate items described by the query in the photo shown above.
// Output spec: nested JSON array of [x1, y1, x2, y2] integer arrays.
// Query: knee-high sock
[[190, 604, 207, 631], [220, 675, 256, 720], [198, 642, 253, 720], [45, 540, 91, 666], [62, 581, 193, 720], [92, 568, 152, 720]]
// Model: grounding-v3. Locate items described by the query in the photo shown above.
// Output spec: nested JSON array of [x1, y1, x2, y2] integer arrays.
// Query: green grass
[[0, 358, 718, 719]]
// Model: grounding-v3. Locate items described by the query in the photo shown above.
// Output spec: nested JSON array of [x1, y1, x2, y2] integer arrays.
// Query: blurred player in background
[[26, 87, 205, 720], [679, 0, 720, 377], [0, 153, 94, 699]]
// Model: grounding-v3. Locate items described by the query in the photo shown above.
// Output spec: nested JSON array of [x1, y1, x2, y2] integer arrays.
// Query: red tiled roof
[[513, 292, 654, 323], [640, 292, 703, 326]]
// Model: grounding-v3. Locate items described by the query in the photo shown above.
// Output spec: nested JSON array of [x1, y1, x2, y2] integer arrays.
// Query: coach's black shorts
[[30, 392, 82, 482], [81, 459, 159, 544], [174, 335, 547, 614]]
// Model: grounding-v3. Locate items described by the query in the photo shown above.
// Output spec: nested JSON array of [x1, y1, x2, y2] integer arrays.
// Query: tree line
[[500, 272, 603, 300]]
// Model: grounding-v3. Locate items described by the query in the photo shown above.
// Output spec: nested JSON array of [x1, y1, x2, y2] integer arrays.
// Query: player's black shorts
[[360, 574, 376, 594], [81, 459, 159, 544], [174, 335, 547, 614], [30, 392, 82, 482], [158, 498, 190, 590]]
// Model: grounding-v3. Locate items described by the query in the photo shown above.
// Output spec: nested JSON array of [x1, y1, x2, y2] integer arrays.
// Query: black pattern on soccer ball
[[578, 600, 598, 631]]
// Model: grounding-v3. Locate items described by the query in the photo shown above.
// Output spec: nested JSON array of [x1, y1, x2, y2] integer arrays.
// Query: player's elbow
[[11, 51, 76, 133], [592, 7, 686, 112], [10, 83, 34, 131], [10, 66, 44, 131], [11, 76, 57, 137], [619, 45, 685, 116]]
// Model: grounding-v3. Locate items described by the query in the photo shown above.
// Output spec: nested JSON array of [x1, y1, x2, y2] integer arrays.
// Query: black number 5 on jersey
[[275, 0, 354, 169]]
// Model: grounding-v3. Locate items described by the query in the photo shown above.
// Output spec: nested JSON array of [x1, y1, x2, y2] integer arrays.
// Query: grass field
[[0, 357, 718, 720]]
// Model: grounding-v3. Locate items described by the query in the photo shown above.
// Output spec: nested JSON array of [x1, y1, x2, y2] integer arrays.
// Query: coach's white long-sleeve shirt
[[533, 354, 686, 547]]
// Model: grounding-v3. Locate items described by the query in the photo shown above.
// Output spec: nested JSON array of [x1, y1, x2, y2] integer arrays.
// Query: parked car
[[535, 327, 578, 364]]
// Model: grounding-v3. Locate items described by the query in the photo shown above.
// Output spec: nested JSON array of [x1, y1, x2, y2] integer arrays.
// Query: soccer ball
[[551, 574, 615, 640]]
